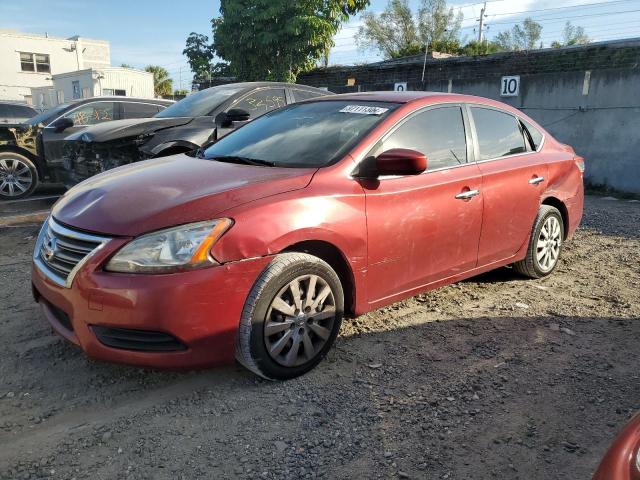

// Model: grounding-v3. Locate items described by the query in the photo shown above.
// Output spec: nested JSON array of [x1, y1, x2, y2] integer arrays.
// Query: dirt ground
[[0, 195, 638, 480]]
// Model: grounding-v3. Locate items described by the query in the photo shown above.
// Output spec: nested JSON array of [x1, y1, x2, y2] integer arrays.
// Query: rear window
[[291, 89, 326, 102], [470, 107, 526, 160], [521, 119, 544, 151], [0, 104, 36, 120], [122, 102, 163, 119]]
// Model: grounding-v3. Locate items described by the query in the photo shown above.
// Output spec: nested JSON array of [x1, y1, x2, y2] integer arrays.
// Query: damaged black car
[[0, 97, 172, 199], [59, 82, 330, 187]]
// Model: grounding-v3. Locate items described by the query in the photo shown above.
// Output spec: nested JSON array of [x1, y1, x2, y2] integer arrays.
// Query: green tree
[[551, 22, 590, 48], [174, 89, 189, 96], [460, 40, 502, 56], [145, 65, 173, 97], [212, 0, 370, 82], [495, 18, 543, 51], [356, 0, 462, 59], [120, 63, 134, 68], [183, 33, 216, 80], [417, 0, 462, 47], [357, 0, 421, 59]]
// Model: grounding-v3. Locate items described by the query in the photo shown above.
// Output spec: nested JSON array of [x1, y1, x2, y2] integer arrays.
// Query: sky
[[1, 0, 640, 88]]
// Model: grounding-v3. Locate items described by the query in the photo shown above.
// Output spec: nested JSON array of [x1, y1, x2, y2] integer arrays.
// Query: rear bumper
[[565, 181, 584, 240], [32, 250, 272, 369]]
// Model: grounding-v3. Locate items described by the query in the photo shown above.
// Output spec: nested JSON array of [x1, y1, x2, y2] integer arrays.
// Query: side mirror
[[52, 117, 74, 133], [376, 148, 427, 176], [215, 108, 251, 128], [227, 108, 250, 122]]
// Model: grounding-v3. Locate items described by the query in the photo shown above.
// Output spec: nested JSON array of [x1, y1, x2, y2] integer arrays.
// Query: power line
[[486, 7, 640, 26], [487, 0, 638, 17]]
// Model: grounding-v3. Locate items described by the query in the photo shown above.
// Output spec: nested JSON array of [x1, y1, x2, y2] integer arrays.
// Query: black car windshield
[[155, 85, 245, 118], [24, 104, 70, 126], [203, 100, 398, 168]]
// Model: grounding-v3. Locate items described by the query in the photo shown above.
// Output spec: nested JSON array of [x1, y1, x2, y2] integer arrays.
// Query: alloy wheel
[[536, 215, 562, 272], [264, 274, 336, 368], [0, 158, 33, 198]]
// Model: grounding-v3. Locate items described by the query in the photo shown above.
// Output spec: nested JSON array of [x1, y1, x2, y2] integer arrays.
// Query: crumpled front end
[[59, 137, 149, 188]]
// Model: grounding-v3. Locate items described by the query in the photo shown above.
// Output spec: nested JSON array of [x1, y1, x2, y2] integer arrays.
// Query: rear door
[[362, 105, 483, 305], [468, 105, 548, 266], [42, 101, 119, 168]]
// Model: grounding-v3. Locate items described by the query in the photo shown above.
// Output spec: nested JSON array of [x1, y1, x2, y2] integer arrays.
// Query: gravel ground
[[0, 195, 638, 480]]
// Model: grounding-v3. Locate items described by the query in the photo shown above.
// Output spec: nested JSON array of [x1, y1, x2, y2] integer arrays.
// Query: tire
[[513, 205, 564, 279], [236, 252, 344, 380], [0, 152, 39, 200]]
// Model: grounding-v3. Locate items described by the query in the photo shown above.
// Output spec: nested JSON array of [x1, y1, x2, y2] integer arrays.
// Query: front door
[[468, 106, 549, 265], [42, 101, 118, 170], [361, 105, 484, 306]]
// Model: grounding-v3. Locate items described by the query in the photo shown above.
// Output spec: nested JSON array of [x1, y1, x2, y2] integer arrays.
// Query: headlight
[[105, 219, 233, 273]]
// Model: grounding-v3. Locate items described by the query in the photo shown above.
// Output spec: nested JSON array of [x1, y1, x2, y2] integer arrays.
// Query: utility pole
[[477, 2, 487, 43], [421, 34, 431, 84]]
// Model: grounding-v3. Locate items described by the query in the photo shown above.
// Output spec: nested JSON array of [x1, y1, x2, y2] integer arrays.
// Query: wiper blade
[[210, 155, 276, 167]]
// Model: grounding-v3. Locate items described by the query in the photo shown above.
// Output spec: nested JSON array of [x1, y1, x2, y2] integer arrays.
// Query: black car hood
[[64, 116, 193, 143]]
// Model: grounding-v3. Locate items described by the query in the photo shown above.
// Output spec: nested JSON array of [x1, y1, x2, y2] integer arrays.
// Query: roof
[[314, 91, 466, 103], [202, 82, 329, 93], [69, 96, 174, 106]]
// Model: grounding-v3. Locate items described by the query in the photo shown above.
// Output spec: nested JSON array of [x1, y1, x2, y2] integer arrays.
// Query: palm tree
[[144, 65, 173, 97]]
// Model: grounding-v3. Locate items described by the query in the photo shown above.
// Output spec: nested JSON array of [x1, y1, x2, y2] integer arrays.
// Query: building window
[[19, 52, 51, 73]]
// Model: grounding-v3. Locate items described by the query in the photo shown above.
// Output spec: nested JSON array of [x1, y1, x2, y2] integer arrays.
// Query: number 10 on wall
[[501, 76, 520, 97]]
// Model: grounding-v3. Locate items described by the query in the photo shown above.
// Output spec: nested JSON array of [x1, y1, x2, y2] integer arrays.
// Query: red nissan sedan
[[31, 92, 584, 379]]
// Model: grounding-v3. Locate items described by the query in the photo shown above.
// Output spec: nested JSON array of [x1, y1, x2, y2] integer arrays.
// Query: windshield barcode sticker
[[339, 105, 389, 115]]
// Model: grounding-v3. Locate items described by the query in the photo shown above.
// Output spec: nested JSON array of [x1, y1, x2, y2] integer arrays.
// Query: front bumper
[[32, 239, 272, 369]]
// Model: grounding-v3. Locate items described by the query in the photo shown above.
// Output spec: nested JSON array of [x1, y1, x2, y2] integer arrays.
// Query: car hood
[[64, 116, 193, 143], [52, 154, 317, 237]]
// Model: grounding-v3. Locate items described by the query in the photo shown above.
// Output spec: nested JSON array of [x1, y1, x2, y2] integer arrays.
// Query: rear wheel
[[236, 253, 343, 380], [0, 152, 38, 200], [513, 205, 564, 278]]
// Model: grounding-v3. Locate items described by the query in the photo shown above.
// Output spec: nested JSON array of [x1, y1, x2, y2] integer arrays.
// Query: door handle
[[455, 189, 480, 200], [529, 176, 545, 185]]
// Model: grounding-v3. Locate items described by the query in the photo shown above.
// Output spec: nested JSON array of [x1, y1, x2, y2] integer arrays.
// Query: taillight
[[575, 156, 585, 173]]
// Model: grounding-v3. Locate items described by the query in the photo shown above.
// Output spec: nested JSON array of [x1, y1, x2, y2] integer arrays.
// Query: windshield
[[24, 104, 70, 126], [155, 85, 245, 118], [203, 100, 398, 168]]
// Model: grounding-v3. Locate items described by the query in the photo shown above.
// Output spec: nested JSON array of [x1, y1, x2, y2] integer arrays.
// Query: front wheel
[[513, 205, 564, 279], [236, 253, 344, 380], [0, 152, 39, 200]]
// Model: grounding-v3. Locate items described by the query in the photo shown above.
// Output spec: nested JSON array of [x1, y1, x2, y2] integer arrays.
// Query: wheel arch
[[150, 141, 199, 158], [541, 196, 569, 239], [281, 240, 356, 317], [0, 145, 43, 176]]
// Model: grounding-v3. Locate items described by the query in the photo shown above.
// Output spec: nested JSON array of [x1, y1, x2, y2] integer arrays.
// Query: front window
[[20, 52, 50, 73], [231, 88, 286, 119], [62, 102, 116, 126], [379, 106, 468, 170], [203, 100, 398, 168], [155, 84, 245, 118]]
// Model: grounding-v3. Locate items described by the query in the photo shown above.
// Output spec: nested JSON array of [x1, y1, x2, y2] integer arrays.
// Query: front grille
[[91, 326, 187, 352], [34, 218, 111, 288]]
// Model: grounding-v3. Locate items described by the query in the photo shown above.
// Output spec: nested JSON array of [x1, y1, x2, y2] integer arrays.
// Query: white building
[[0, 29, 110, 103], [31, 67, 155, 109]]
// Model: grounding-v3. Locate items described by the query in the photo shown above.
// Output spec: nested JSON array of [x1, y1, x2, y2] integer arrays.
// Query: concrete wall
[[299, 39, 640, 193], [0, 29, 110, 102]]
